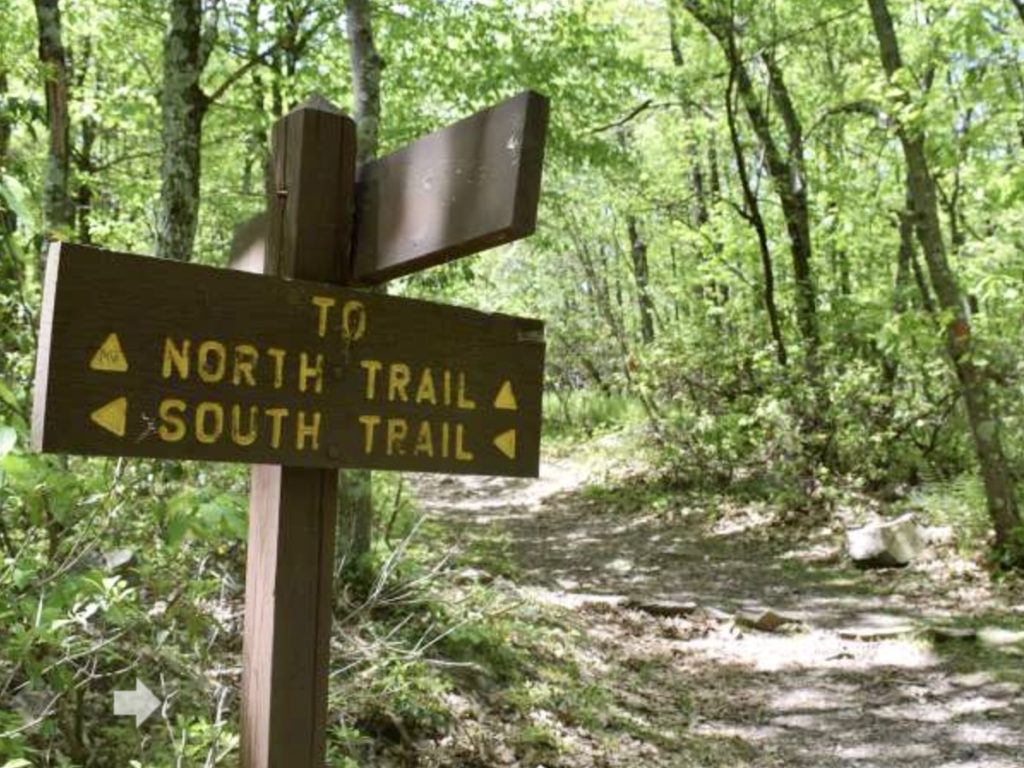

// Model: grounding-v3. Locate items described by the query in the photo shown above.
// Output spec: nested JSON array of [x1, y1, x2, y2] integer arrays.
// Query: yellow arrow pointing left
[[90, 397, 127, 437], [493, 428, 516, 460]]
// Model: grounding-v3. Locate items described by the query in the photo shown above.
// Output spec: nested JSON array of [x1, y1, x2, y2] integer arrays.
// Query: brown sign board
[[229, 90, 549, 285], [33, 242, 545, 477]]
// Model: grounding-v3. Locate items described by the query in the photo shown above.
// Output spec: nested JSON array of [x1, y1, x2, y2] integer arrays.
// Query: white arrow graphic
[[113, 679, 161, 726]]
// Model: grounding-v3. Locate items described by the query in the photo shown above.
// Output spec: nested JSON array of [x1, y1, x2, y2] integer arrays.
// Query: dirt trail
[[413, 457, 1024, 768]]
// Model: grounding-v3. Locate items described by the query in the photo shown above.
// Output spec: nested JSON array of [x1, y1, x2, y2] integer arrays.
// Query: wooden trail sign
[[230, 90, 549, 284], [32, 242, 544, 477], [32, 91, 548, 768]]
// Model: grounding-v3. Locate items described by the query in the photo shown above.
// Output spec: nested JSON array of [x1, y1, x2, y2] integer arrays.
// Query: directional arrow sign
[[229, 90, 549, 284], [113, 679, 161, 726], [32, 243, 544, 477]]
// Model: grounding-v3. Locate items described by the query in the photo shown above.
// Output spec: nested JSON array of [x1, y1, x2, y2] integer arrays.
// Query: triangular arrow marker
[[90, 333, 129, 372], [90, 397, 127, 437], [494, 380, 517, 410], [113, 679, 161, 727], [493, 428, 516, 459]]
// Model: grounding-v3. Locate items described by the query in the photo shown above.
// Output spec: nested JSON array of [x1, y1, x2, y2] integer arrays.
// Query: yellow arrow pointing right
[[493, 428, 516, 460]]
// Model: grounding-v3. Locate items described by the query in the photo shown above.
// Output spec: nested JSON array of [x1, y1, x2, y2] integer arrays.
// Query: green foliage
[[543, 389, 645, 438], [4, 0, 1024, 762], [911, 473, 992, 553]]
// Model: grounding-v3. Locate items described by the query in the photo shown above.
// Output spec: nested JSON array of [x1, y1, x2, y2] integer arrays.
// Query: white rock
[[846, 513, 925, 568]]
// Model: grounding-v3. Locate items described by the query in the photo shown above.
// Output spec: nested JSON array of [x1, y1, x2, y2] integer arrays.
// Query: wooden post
[[241, 97, 355, 768]]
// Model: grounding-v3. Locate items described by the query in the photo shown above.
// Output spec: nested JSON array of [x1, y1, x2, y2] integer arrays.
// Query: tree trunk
[[155, 0, 207, 261], [1012, 0, 1024, 28], [74, 37, 96, 245], [626, 215, 655, 344], [880, 192, 917, 406], [756, 53, 819, 370], [33, 0, 73, 239], [243, 0, 267, 197], [868, 0, 1023, 564], [75, 113, 96, 245], [340, 0, 384, 564], [0, 69, 11, 171], [346, 0, 382, 165], [725, 66, 787, 367], [0, 68, 15, 237], [683, 1, 820, 383]]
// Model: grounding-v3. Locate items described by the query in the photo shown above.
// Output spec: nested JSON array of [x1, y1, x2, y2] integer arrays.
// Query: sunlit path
[[415, 456, 1024, 767]]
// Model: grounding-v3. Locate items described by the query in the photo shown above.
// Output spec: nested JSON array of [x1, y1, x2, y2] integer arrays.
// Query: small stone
[[734, 608, 796, 632], [847, 513, 925, 568]]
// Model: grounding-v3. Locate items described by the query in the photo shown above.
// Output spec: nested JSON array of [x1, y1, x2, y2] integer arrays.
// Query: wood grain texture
[[32, 242, 545, 477], [228, 90, 549, 285], [351, 89, 549, 283], [242, 98, 350, 768]]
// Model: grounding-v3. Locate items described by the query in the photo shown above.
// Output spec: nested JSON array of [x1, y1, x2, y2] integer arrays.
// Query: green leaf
[[3, 758, 35, 768], [0, 380, 19, 410], [0, 173, 34, 231]]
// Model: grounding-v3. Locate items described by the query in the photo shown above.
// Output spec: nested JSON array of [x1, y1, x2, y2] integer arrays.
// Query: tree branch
[[204, 41, 279, 107]]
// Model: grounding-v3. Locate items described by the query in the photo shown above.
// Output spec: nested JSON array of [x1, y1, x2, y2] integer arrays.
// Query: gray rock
[[846, 513, 925, 568]]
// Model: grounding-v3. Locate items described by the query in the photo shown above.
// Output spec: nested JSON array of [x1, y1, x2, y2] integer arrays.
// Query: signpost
[[31, 90, 548, 767], [33, 243, 543, 476], [230, 90, 549, 284]]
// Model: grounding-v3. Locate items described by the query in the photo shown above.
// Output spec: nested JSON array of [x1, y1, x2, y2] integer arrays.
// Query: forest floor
[[402, 440, 1024, 768]]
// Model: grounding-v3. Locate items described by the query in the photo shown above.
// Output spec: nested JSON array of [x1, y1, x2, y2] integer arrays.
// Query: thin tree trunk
[[758, 52, 819, 370], [880, 194, 916, 403], [668, 5, 726, 310], [893, 198, 915, 316], [683, 1, 820, 383], [566, 210, 662, 427], [340, 0, 384, 564], [243, 0, 266, 196], [580, 355, 613, 397], [868, 0, 1023, 564], [899, 186, 935, 313], [626, 215, 655, 344], [0, 69, 11, 171], [75, 112, 96, 245], [155, 0, 207, 261], [734, 44, 819, 355], [346, 0, 382, 165], [725, 67, 787, 368], [0, 68, 15, 236], [74, 37, 96, 245], [33, 0, 73, 239]]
